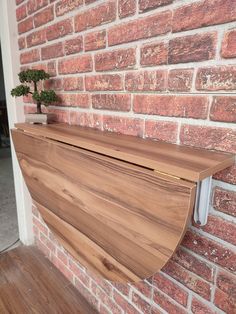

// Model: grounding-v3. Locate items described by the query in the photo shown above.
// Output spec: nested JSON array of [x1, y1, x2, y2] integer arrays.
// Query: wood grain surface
[[0, 246, 98, 313], [15, 123, 234, 182], [12, 129, 196, 282]]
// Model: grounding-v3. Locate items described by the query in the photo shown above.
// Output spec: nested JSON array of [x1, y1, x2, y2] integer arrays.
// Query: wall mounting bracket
[[194, 176, 212, 226]]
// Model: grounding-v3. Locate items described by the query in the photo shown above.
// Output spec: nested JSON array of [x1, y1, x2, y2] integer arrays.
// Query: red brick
[[27, 29, 46, 47], [20, 49, 40, 64], [134, 95, 208, 118], [145, 120, 178, 143], [182, 230, 236, 272], [100, 305, 110, 314], [153, 289, 186, 314], [57, 249, 68, 266], [46, 19, 73, 41], [74, 279, 99, 310], [125, 70, 167, 91], [210, 96, 236, 123], [168, 69, 193, 92], [16, 0, 25, 5], [23, 94, 34, 104], [75, 2, 116, 32], [63, 77, 83, 91], [196, 215, 236, 246], [132, 292, 151, 313], [39, 232, 56, 253], [70, 112, 102, 129], [64, 36, 83, 55], [118, 0, 136, 18], [18, 37, 26, 50], [46, 108, 70, 123], [84, 30, 106, 52], [163, 260, 211, 300], [47, 61, 57, 76], [44, 78, 62, 91], [169, 32, 216, 64], [16, 4, 27, 21], [217, 270, 236, 297], [33, 217, 48, 235], [173, 0, 236, 33], [36, 238, 51, 258], [31, 63, 47, 72], [27, 0, 48, 14], [34, 6, 54, 27], [95, 48, 136, 72], [68, 260, 89, 286], [112, 283, 130, 297], [191, 298, 216, 314], [18, 17, 33, 34], [153, 273, 188, 306], [55, 0, 83, 16], [213, 187, 236, 217], [50, 254, 73, 282], [172, 248, 215, 283], [131, 281, 152, 299], [213, 165, 236, 185], [70, 112, 90, 127], [33, 224, 39, 237], [58, 55, 92, 74], [221, 29, 236, 59], [85, 74, 123, 91], [43, 77, 62, 92], [140, 42, 168, 66], [41, 42, 64, 60], [196, 66, 236, 91], [32, 205, 40, 218], [91, 276, 112, 296], [58, 93, 90, 108], [180, 124, 236, 153], [48, 229, 60, 246], [92, 94, 131, 111], [139, 0, 173, 12], [108, 10, 171, 46], [90, 280, 98, 296], [151, 306, 162, 314], [113, 291, 139, 314], [214, 288, 236, 313], [103, 116, 143, 137], [97, 288, 122, 314], [71, 267, 90, 288]]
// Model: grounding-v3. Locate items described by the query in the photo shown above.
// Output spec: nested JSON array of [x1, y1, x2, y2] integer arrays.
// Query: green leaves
[[11, 85, 30, 97], [11, 69, 58, 112], [32, 90, 58, 106], [19, 69, 50, 83], [40, 90, 58, 104]]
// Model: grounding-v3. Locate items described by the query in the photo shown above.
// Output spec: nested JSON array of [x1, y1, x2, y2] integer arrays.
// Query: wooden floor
[[0, 246, 97, 314]]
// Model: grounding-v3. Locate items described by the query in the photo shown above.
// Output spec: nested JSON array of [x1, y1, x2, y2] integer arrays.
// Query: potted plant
[[11, 69, 58, 124]]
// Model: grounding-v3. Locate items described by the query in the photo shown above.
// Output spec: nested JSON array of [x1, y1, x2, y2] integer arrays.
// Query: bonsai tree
[[11, 69, 58, 114]]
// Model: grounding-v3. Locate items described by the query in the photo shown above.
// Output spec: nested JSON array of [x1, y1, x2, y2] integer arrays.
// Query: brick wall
[[16, 0, 236, 313]]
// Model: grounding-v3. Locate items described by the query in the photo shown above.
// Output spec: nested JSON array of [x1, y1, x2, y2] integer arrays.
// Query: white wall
[[0, 0, 33, 245]]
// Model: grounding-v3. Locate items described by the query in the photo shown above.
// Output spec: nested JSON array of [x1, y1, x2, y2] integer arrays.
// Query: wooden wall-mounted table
[[11, 123, 234, 282]]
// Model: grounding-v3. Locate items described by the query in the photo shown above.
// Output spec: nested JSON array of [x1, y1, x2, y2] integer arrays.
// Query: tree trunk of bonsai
[[37, 101, 42, 114], [34, 81, 42, 114]]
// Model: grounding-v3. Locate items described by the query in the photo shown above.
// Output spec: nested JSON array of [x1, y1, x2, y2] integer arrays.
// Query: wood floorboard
[[0, 246, 98, 314]]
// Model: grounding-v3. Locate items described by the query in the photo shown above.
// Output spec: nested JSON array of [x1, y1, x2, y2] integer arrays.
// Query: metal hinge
[[194, 176, 212, 226]]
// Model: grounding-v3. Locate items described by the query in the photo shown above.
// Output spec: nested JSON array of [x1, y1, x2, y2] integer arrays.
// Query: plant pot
[[25, 113, 56, 124]]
